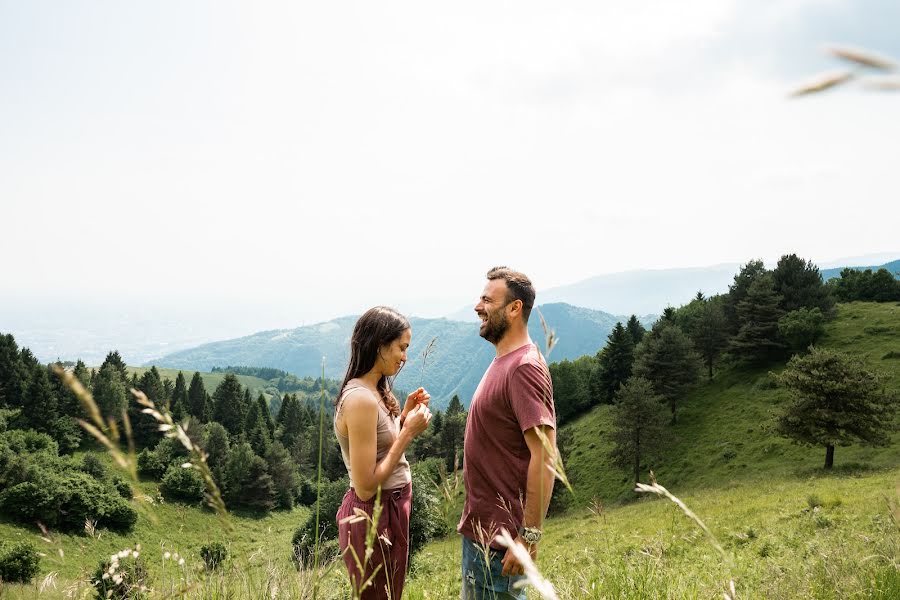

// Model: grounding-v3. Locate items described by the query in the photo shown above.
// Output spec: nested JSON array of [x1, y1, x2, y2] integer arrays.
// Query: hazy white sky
[[2, 0, 899, 331]]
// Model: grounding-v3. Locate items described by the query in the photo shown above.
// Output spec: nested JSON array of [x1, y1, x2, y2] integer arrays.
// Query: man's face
[[475, 279, 511, 344]]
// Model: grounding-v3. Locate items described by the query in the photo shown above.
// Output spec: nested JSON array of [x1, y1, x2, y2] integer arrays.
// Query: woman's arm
[[343, 389, 428, 501]]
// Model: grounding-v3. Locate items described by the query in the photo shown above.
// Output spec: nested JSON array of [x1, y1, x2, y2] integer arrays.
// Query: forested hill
[[150, 303, 654, 409]]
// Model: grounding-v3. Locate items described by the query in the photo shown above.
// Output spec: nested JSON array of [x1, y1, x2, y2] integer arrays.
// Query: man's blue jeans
[[460, 535, 527, 600]]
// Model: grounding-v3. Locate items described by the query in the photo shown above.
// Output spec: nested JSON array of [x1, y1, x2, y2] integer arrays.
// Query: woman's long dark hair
[[336, 306, 410, 417]]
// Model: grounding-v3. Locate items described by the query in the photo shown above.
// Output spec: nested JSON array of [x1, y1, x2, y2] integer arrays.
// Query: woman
[[334, 306, 432, 599]]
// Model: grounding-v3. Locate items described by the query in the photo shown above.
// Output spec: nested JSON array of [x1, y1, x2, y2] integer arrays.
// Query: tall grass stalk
[[635, 472, 736, 600], [494, 528, 559, 600], [312, 357, 327, 599]]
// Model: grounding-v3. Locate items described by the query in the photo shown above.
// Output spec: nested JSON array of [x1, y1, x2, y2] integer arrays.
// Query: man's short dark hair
[[486, 266, 536, 323]]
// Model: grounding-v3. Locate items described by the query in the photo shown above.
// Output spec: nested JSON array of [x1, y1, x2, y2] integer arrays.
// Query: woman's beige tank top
[[334, 386, 411, 491]]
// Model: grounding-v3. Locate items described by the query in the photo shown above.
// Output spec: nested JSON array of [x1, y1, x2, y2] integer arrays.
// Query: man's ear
[[508, 299, 523, 318]]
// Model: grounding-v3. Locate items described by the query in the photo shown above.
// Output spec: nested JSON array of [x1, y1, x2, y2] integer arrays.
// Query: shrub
[[806, 494, 823, 509], [882, 350, 900, 360], [81, 453, 107, 480], [112, 476, 133, 499], [159, 465, 204, 504], [0, 541, 41, 584], [92, 550, 148, 600], [200, 542, 228, 570], [137, 448, 165, 479], [409, 466, 449, 557], [0, 480, 59, 527], [291, 477, 348, 567], [2, 429, 58, 456], [778, 308, 825, 354], [296, 475, 318, 507]]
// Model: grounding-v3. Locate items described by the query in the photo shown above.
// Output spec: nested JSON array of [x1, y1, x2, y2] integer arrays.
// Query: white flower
[[178, 558, 185, 566], [163, 552, 171, 560]]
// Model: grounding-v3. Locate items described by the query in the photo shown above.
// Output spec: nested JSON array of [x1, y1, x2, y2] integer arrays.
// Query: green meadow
[[1, 302, 898, 598]]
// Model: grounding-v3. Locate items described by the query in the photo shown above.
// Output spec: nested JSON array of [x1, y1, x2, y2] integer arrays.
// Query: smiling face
[[379, 328, 411, 377], [475, 279, 512, 344]]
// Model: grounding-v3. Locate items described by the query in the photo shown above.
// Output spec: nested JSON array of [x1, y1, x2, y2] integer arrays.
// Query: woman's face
[[379, 328, 411, 376]]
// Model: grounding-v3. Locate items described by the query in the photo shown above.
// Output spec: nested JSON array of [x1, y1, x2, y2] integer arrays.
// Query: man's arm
[[501, 424, 556, 576]]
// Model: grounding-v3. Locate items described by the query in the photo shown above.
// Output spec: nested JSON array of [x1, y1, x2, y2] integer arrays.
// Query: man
[[457, 266, 557, 599]]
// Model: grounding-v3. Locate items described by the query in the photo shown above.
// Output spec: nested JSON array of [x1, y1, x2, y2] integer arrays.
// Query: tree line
[[548, 254, 898, 483]]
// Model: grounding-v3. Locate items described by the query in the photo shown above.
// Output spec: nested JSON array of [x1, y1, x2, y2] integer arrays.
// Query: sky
[[2, 0, 899, 353]]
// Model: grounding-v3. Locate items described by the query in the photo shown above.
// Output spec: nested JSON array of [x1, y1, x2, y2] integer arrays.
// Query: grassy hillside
[[125, 367, 275, 401], [2, 303, 897, 598], [564, 301, 900, 506]]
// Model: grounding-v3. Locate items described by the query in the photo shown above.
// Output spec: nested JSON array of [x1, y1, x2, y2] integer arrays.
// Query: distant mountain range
[[446, 257, 900, 319], [149, 303, 655, 409]]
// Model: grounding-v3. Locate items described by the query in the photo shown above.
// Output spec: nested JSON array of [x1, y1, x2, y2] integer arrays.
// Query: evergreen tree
[[223, 442, 275, 510], [266, 441, 300, 510], [257, 394, 275, 437], [772, 253, 834, 315], [729, 273, 785, 363], [0, 334, 28, 410], [633, 323, 701, 423], [593, 323, 634, 405], [100, 351, 129, 384], [187, 372, 210, 422], [440, 396, 466, 470], [244, 399, 271, 456], [171, 372, 189, 422], [626, 315, 646, 346], [677, 296, 728, 379], [130, 367, 166, 447], [19, 363, 58, 434], [92, 361, 127, 422], [550, 360, 589, 424], [213, 374, 247, 438], [778, 308, 825, 354], [724, 259, 767, 334], [277, 394, 304, 451], [608, 377, 673, 484], [203, 422, 231, 481], [776, 347, 898, 469]]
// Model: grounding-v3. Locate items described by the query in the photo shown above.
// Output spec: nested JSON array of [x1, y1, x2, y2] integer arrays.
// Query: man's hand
[[500, 536, 536, 577]]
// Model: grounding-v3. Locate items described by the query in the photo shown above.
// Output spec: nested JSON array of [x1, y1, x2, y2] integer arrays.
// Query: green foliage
[[81, 452, 108, 480], [91, 551, 148, 600], [212, 374, 246, 437], [626, 315, 646, 345], [828, 267, 900, 303], [137, 448, 165, 479], [776, 346, 899, 468], [92, 362, 127, 425], [291, 477, 348, 567], [729, 273, 786, 363], [130, 367, 166, 448], [223, 442, 275, 511], [187, 371, 211, 422], [593, 322, 635, 405], [550, 357, 592, 424], [772, 253, 835, 315], [675, 295, 729, 379], [200, 542, 228, 570], [171, 371, 189, 422], [159, 464, 205, 504], [409, 464, 450, 557], [778, 307, 825, 354], [724, 259, 767, 335], [633, 322, 701, 423], [0, 541, 41, 584], [265, 441, 300, 510], [608, 377, 674, 484]]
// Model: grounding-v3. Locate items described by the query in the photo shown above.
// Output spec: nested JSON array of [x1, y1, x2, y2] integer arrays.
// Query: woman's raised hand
[[403, 403, 432, 437], [404, 387, 430, 416]]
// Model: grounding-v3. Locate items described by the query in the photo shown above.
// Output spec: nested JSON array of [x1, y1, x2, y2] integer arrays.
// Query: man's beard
[[480, 310, 509, 344]]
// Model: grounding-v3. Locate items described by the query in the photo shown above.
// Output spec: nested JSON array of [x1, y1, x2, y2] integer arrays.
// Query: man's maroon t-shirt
[[457, 342, 556, 549]]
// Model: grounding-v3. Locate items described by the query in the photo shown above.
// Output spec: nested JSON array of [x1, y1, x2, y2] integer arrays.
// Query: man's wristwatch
[[518, 526, 542, 545]]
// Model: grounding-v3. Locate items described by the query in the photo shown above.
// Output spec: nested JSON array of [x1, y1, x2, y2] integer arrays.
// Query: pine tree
[[257, 394, 275, 437], [0, 334, 28, 410], [131, 367, 166, 447], [92, 361, 127, 422], [266, 441, 299, 509], [593, 323, 634, 405], [608, 377, 673, 484], [626, 315, 646, 346], [171, 372, 189, 422], [772, 253, 835, 315], [187, 372, 210, 421], [776, 347, 898, 469], [729, 273, 785, 364], [441, 396, 466, 470], [100, 351, 129, 384], [724, 259, 767, 334], [244, 398, 272, 456], [20, 363, 58, 434], [633, 323, 701, 423], [677, 296, 729, 379], [213, 374, 247, 438]]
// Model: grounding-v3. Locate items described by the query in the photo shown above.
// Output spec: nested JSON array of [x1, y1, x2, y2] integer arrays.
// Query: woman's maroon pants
[[336, 482, 412, 599]]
